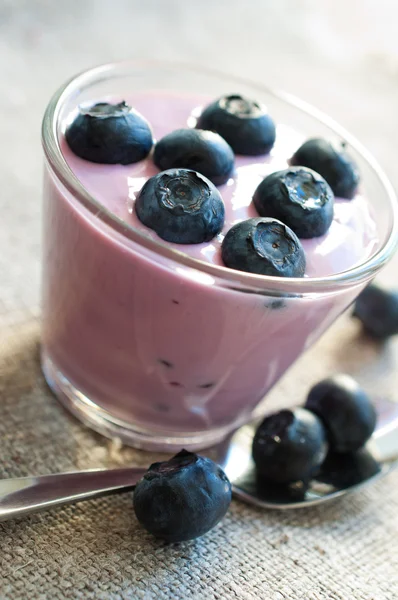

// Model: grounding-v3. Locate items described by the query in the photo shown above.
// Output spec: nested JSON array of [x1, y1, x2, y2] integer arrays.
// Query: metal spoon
[[0, 398, 397, 521]]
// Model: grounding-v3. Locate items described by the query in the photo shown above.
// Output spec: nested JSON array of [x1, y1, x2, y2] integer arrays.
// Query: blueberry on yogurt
[[135, 168, 225, 244], [65, 101, 153, 164], [154, 128, 235, 185], [290, 138, 359, 199], [133, 450, 232, 542], [353, 284, 398, 339], [253, 167, 334, 238], [221, 217, 306, 277], [196, 94, 276, 155]]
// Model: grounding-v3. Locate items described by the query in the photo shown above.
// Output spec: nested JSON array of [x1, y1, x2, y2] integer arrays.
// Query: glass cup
[[41, 60, 398, 451]]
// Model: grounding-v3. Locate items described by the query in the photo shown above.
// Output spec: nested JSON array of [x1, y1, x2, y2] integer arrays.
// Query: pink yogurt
[[41, 93, 379, 446]]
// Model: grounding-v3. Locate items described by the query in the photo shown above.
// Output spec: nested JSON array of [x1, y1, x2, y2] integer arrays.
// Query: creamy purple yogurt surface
[[61, 92, 379, 277]]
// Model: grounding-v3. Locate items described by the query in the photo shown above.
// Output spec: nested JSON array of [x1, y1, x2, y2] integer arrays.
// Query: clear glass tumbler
[[41, 60, 398, 451]]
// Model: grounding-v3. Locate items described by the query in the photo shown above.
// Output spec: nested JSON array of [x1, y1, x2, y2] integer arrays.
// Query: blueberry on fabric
[[133, 450, 232, 542], [353, 284, 398, 339]]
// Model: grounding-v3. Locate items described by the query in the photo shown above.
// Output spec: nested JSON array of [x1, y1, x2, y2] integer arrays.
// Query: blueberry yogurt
[[41, 87, 381, 450]]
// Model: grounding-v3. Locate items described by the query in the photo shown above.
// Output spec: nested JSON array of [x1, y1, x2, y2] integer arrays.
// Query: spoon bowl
[[223, 410, 396, 509]]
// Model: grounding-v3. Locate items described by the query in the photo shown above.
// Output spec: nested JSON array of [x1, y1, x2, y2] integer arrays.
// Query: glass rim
[[41, 58, 398, 294]]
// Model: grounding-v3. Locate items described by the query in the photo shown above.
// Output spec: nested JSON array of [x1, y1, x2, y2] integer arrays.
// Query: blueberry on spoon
[[305, 374, 376, 453], [135, 168, 225, 244], [196, 94, 276, 155], [154, 128, 234, 185], [133, 450, 232, 542], [221, 217, 306, 277], [290, 138, 359, 199], [353, 284, 398, 339], [253, 167, 334, 238], [65, 101, 153, 164], [317, 448, 381, 488], [252, 408, 328, 484]]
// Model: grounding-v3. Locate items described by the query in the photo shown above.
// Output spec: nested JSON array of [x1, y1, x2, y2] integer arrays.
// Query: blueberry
[[305, 374, 376, 453], [65, 101, 153, 164], [252, 408, 328, 484], [221, 217, 306, 277], [290, 138, 359, 199], [196, 94, 276, 155], [253, 167, 334, 238], [267, 299, 285, 310], [153, 128, 234, 185], [353, 284, 398, 339], [255, 476, 308, 504], [135, 168, 225, 244], [316, 448, 380, 488], [133, 450, 232, 542]]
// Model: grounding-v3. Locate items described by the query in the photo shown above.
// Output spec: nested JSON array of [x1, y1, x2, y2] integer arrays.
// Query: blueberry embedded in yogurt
[[133, 450, 232, 542], [196, 94, 276, 155], [153, 128, 235, 185], [252, 408, 328, 484], [221, 217, 306, 277], [65, 101, 153, 165], [290, 138, 359, 199], [135, 168, 225, 244], [253, 167, 334, 238]]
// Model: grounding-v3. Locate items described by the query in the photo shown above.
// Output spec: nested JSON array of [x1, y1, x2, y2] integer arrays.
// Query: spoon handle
[[0, 468, 145, 522]]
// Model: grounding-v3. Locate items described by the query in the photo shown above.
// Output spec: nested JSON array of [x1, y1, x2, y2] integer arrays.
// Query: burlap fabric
[[2, 2, 398, 598]]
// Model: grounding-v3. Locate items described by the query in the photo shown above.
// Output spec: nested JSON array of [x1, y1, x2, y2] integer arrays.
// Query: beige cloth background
[[1, 1, 398, 598]]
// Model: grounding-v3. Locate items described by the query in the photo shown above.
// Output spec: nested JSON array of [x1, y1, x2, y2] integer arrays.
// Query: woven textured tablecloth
[[2, 2, 398, 598]]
